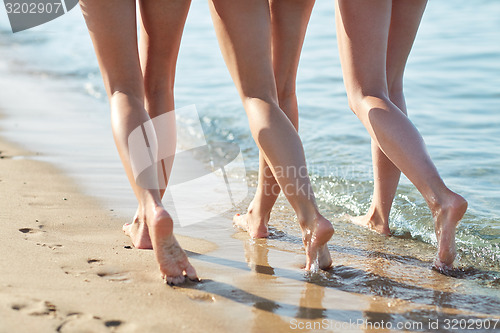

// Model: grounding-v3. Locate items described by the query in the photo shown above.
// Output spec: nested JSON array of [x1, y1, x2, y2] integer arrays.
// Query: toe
[[122, 223, 131, 235], [233, 214, 247, 230], [184, 263, 199, 281], [233, 213, 242, 223], [172, 275, 185, 285], [164, 274, 185, 286]]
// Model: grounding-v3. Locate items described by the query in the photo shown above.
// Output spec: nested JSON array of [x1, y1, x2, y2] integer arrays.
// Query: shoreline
[[2, 136, 500, 332], [1, 58, 499, 332]]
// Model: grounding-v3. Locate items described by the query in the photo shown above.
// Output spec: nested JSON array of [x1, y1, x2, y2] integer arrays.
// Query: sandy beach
[[1, 136, 500, 332], [0, 138, 222, 332]]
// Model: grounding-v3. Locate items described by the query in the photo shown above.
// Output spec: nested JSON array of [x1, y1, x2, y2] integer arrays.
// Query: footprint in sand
[[46, 244, 63, 250], [173, 287, 217, 303], [10, 299, 57, 318], [19, 227, 55, 247], [19, 225, 47, 240], [57, 313, 124, 333], [5, 296, 125, 332], [36, 242, 64, 251], [0, 151, 12, 159], [186, 293, 217, 303], [87, 259, 130, 282], [87, 258, 103, 266], [95, 268, 130, 283], [18, 227, 44, 234], [62, 259, 131, 283], [19, 226, 65, 252]]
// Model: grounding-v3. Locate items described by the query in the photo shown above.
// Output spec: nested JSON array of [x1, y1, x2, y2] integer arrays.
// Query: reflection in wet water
[[183, 230, 500, 332], [177, 210, 499, 332], [243, 239, 275, 276], [304, 266, 500, 315], [296, 283, 327, 321]]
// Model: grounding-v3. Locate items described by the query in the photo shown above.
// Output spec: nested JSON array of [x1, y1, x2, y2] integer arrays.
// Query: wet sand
[[1, 67, 499, 332]]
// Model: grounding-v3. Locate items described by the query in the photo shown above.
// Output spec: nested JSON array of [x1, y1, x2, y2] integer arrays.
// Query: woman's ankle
[[251, 191, 278, 216], [366, 206, 390, 228]]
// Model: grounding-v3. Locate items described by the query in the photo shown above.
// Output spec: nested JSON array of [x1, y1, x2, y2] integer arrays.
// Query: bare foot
[[233, 209, 270, 238], [346, 214, 391, 236], [302, 214, 334, 270], [433, 193, 468, 271], [148, 207, 198, 285], [123, 206, 198, 285], [317, 243, 333, 270], [122, 210, 152, 249]]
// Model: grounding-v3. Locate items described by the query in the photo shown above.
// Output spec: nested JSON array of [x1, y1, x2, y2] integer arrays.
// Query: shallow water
[[0, 0, 499, 324]]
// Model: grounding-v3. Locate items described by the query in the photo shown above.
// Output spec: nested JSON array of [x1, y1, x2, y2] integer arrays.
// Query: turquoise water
[[0, 0, 499, 277]]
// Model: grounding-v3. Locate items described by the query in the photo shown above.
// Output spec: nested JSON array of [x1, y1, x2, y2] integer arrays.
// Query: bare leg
[[350, 0, 424, 236], [124, 0, 191, 250], [210, 0, 333, 270], [336, 0, 467, 269], [233, 0, 315, 238], [80, 0, 197, 284]]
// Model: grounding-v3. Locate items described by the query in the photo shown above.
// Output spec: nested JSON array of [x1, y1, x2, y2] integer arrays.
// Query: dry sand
[[0, 139, 224, 332]]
